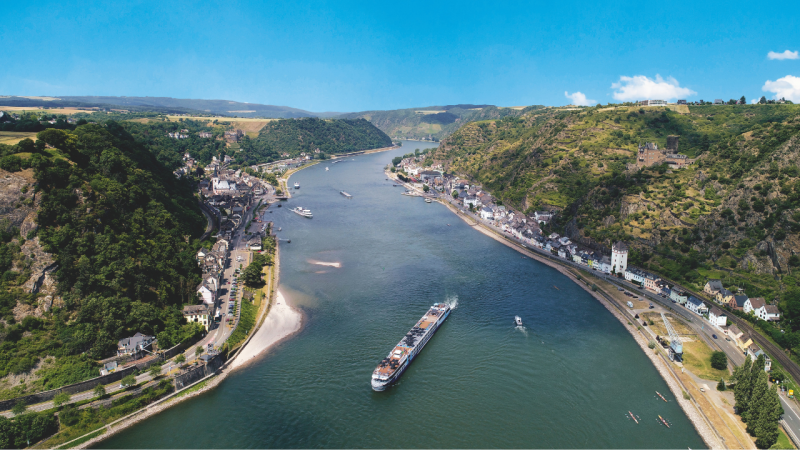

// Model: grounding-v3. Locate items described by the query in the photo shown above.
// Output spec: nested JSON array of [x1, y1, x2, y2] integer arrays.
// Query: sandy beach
[[231, 290, 302, 370]]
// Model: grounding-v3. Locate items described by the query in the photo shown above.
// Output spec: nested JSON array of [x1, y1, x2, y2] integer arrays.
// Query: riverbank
[[389, 169, 721, 448], [231, 290, 302, 370]]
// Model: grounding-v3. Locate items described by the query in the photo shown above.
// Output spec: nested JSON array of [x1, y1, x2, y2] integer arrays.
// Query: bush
[[711, 351, 727, 370], [717, 378, 726, 391], [0, 412, 59, 448]]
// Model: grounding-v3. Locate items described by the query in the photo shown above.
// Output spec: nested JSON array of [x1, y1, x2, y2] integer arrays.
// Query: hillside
[[337, 104, 544, 140], [0, 123, 206, 399], [427, 104, 800, 327], [237, 117, 393, 165]]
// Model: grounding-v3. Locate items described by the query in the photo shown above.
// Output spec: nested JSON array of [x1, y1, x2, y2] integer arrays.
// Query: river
[[99, 141, 704, 448]]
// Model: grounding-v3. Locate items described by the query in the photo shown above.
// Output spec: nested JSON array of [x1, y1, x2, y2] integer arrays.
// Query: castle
[[636, 135, 689, 169]]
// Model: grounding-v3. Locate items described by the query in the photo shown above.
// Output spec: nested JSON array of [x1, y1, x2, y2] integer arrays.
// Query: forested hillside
[[0, 122, 205, 398], [428, 104, 800, 334], [236, 117, 392, 165], [337, 104, 545, 140]]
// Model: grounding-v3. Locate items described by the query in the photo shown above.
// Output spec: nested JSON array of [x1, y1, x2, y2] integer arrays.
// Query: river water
[[100, 142, 704, 448]]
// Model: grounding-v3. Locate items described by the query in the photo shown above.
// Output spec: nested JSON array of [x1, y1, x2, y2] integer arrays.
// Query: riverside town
[[3, 2, 800, 449]]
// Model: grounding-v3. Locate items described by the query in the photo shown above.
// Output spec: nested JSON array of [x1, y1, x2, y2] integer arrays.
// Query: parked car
[[648, 303, 653, 308], [712, 334, 718, 339]]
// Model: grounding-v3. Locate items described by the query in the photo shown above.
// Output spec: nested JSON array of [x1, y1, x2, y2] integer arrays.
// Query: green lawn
[[775, 427, 795, 449]]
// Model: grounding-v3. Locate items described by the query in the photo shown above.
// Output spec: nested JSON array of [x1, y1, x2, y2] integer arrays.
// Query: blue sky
[[1, 0, 798, 111]]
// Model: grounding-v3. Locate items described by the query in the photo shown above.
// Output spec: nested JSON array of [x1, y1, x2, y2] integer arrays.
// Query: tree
[[452, 190, 458, 198], [717, 378, 726, 391], [746, 369, 768, 430], [740, 95, 746, 104], [195, 346, 204, 357], [11, 401, 26, 416], [710, 351, 727, 370], [148, 364, 162, 379], [175, 354, 186, 364], [53, 392, 71, 407], [759, 96, 767, 104], [422, 184, 429, 193], [733, 357, 753, 413], [754, 386, 782, 448], [93, 384, 106, 398], [121, 374, 136, 387]]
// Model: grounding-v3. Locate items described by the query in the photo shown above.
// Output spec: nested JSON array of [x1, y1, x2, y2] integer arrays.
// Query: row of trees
[[732, 355, 783, 448]]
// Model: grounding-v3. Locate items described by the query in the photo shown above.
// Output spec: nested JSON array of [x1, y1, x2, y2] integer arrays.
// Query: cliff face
[[427, 104, 800, 299], [0, 168, 60, 321]]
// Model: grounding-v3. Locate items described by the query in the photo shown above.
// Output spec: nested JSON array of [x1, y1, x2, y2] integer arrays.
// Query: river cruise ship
[[371, 303, 451, 391], [292, 206, 312, 218]]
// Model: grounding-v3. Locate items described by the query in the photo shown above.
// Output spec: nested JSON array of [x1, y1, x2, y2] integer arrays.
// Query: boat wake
[[515, 325, 528, 337], [446, 295, 458, 310], [308, 259, 342, 268]]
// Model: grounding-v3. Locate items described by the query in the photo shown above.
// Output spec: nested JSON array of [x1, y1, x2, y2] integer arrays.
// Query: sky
[[1, 0, 799, 112]]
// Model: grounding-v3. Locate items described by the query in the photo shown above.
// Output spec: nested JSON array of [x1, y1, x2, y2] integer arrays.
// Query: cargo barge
[[371, 303, 451, 391]]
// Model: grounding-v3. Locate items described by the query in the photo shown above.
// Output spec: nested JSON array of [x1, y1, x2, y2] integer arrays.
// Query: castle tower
[[611, 241, 629, 274], [666, 135, 680, 153]]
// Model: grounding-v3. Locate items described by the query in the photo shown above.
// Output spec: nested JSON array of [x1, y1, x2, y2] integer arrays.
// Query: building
[[624, 268, 646, 285], [708, 306, 727, 327], [716, 288, 735, 305], [117, 332, 156, 357], [611, 241, 628, 274], [744, 297, 766, 315], [641, 100, 667, 106], [704, 279, 724, 296], [665, 153, 689, 169], [756, 304, 780, 322], [198, 131, 213, 138], [714, 99, 724, 105], [670, 290, 689, 305], [636, 142, 665, 168], [745, 344, 772, 371], [197, 283, 215, 305], [463, 196, 479, 208], [677, 100, 687, 105], [685, 296, 708, 315], [224, 129, 244, 143], [480, 206, 494, 220], [183, 305, 211, 331], [533, 210, 555, 224]]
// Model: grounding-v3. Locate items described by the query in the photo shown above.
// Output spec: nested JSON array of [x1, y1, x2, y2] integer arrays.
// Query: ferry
[[340, 191, 352, 198], [371, 303, 451, 391], [294, 182, 300, 189], [515, 316, 523, 326], [292, 206, 313, 218]]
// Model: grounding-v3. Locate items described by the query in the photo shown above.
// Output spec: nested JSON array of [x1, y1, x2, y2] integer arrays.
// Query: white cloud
[[767, 50, 799, 60], [564, 91, 596, 106], [751, 98, 760, 104], [611, 75, 696, 101], [762, 75, 800, 102]]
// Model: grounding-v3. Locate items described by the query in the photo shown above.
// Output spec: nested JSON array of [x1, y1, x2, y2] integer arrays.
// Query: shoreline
[[389, 169, 721, 448]]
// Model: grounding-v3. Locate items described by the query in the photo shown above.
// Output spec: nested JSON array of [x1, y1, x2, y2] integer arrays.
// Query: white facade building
[[611, 241, 628, 274]]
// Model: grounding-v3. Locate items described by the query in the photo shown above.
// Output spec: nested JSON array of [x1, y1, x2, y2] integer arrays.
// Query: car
[[617, 288, 623, 291], [726, 337, 731, 341], [712, 334, 718, 339]]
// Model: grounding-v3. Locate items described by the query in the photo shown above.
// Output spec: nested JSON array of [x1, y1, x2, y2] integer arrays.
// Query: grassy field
[[164, 116, 276, 134], [777, 427, 796, 449], [0, 131, 38, 144], [682, 340, 731, 381], [0, 106, 96, 115]]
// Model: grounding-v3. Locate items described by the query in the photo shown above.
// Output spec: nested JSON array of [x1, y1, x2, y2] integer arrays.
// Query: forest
[[0, 121, 207, 398]]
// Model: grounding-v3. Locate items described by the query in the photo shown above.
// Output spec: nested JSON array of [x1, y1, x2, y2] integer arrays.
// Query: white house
[[534, 210, 554, 224], [670, 290, 689, 305], [708, 306, 727, 327], [685, 296, 708, 315], [611, 241, 628, 274], [599, 256, 612, 274], [197, 284, 215, 305], [744, 297, 766, 315], [480, 206, 494, 220], [756, 304, 780, 322], [624, 268, 646, 285], [464, 196, 479, 208]]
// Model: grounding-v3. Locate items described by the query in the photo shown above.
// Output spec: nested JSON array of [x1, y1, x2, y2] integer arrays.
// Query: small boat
[[326, 167, 329, 171], [292, 206, 312, 218], [294, 182, 300, 189], [656, 391, 668, 402], [629, 411, 638, 424], [658, 415, 670, 428], [514, 316, 523, 326], [425, 198, 432, 203], [340, 191, 352, 198]]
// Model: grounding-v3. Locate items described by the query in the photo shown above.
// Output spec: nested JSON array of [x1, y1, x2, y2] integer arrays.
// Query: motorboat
[[425, 198, 432, 203], [515, 316, 523, 326], [326, 167, 329, 171], [292, 206, 313, 218], [294, 182, 300, 189]]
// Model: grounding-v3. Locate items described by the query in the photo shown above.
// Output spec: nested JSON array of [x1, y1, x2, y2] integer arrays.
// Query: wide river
[[101, 142, 704, 448]]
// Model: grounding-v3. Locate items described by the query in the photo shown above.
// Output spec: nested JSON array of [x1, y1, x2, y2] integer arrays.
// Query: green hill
[[337, 104, 544, 141], [0, 122, 206, 398], [428, 104, 800, 329]]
